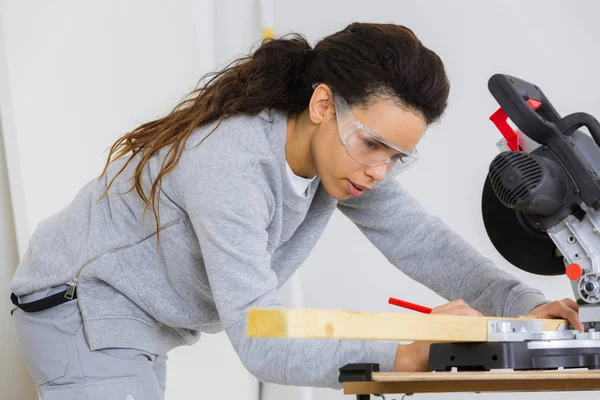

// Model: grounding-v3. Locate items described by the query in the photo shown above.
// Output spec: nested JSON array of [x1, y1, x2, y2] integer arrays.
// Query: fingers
[[433, 299, 466, 312], [560, 298, 579, 312], [431, 299, 483, 317], [557, 303, 584, 331], [530, 299, 584, 332], [430, 299, 459, 314], [567, 311, 584, 331]]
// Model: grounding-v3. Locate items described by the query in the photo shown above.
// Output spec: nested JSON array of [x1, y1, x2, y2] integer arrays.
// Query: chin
[[321, 179, 351, 201], [331, 192, 352, 201]]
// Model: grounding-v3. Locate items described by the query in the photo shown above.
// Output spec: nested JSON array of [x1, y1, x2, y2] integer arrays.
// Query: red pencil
[[388, 297, 432, 314]]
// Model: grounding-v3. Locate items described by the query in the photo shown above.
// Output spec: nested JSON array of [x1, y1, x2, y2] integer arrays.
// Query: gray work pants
[[11, 285, 167, 400]]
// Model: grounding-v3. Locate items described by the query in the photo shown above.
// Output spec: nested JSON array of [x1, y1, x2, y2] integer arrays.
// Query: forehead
[[350, 98, 426, 151]]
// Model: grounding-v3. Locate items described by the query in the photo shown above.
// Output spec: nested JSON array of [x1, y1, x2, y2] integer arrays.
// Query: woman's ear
[[308, 84, 334, 126]]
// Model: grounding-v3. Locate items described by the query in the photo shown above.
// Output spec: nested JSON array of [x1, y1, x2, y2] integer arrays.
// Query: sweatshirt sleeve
[[336, 176, 549, 318], [183, 167, 398, 388]]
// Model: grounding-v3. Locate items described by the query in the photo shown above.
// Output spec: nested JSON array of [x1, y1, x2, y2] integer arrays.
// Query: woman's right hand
[[393, 299, 483, 372]]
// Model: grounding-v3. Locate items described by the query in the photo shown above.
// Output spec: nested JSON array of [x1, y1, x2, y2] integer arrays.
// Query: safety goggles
[[333, 92, 419, 175]]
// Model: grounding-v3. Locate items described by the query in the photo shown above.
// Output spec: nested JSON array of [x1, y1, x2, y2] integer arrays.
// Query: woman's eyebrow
[[370, 132, 399, 151], [381, 139, 409, 155]]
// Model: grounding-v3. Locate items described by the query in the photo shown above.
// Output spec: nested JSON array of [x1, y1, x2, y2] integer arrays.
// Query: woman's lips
[[347, 180, 365, 196]]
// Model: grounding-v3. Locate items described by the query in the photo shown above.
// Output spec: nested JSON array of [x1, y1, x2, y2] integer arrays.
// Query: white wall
[[0, 1, 259, 398], [0, 64, 38, 400], [0, 135, 37, 400], [268, 0, 600, 399], [0, 6, 37, 397]]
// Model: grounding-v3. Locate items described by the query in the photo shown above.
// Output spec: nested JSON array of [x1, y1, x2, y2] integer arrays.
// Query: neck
[[286, 112, 317, 179]]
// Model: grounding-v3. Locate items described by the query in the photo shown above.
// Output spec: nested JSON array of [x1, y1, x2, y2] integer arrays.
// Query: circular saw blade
[[481, 174, 566, 276]]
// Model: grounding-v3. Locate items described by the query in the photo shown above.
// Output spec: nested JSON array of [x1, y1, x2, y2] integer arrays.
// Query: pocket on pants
[[97, 347, 158, 363], [39, 377, 145, 400], [12, 309, 69, 385]]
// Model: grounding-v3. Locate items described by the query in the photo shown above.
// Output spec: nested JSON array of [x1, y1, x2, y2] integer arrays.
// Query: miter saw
[[428, 73, 600, 371]]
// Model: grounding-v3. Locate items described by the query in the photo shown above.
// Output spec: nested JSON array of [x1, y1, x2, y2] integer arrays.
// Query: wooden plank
[[246, 308, 567, 342], [343, 370, 600, 394]]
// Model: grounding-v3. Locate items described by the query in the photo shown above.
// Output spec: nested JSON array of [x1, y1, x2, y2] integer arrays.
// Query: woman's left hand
[[524, 298, 584, 331]]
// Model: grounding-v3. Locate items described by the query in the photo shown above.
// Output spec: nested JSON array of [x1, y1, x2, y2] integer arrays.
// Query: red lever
[[489, 99, 542, 151]]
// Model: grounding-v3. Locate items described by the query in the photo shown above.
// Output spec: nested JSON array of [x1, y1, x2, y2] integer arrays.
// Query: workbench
[[338, 363, 600, 399]]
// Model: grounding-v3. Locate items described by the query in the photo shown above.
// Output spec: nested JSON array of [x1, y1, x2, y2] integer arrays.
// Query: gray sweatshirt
[[9, 109, 548, 388]]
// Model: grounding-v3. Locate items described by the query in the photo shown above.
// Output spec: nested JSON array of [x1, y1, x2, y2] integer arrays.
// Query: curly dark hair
[[101, 22, 450, 237]]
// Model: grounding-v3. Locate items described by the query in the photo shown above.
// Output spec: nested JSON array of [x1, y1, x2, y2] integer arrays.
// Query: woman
[[10, 22, 581, 399]]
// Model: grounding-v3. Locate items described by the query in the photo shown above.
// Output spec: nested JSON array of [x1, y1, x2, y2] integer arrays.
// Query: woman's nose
[[365, 163, 387, 181]]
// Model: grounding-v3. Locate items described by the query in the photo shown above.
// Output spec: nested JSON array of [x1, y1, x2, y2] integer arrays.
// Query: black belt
[[10, 287, 77, 313]]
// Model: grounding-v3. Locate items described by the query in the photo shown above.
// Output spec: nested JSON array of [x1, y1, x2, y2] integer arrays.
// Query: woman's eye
[[391, 153, 407, 163], [363, 139, 380, 150]]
